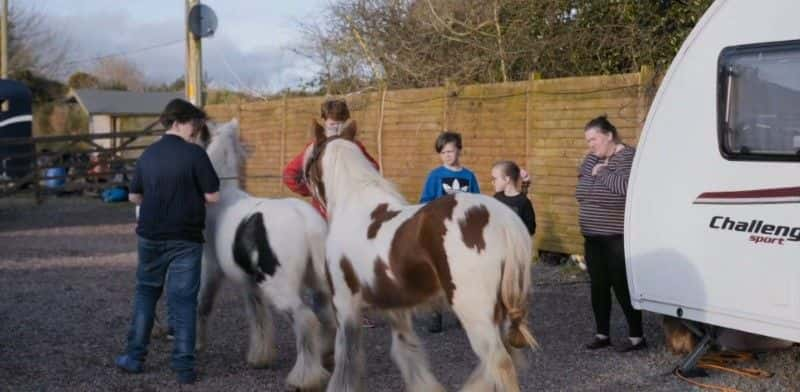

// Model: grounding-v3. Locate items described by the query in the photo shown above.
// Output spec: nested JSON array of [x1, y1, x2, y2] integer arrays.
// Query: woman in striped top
[[575, 115, 645, 352]]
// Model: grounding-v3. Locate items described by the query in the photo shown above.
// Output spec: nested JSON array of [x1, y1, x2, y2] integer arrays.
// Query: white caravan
[[626, 0, 800, 367]]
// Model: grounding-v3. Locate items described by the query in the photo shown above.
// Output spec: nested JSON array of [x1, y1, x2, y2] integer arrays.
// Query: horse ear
[[207, 121, 220, 136], [340, 120, 357, 141], [312, 119, 325, 143]]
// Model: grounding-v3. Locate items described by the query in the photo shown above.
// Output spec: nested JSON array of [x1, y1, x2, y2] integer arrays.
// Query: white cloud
[[36, 1, 322, 93]]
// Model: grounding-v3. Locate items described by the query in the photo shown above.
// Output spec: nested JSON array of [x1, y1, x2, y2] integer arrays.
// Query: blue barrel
[[44, 167, 66, 188]]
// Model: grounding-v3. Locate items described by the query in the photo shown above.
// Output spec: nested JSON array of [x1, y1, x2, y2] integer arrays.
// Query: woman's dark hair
[[493, 160, 521, 183], [159, 98, 207, 129], [584, 115, 620, 142], [320, 99, 350, 121], [435, 131, 462, 153]]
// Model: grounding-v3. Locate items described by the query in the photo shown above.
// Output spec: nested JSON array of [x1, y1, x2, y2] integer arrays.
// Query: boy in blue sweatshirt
[[420, 131, 480, 203], [419, 131, 480, 332]]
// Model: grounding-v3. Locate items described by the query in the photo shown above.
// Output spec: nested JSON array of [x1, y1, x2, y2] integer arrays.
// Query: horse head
[[303, 119, 358, 208], [206, 118, 248, 181]]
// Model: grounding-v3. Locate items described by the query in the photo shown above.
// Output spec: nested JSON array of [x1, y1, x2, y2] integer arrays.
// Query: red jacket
[[283, 140, 379, 218]]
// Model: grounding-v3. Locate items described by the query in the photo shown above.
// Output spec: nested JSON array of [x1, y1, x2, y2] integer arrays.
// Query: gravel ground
[[1, 196, 799, 391]]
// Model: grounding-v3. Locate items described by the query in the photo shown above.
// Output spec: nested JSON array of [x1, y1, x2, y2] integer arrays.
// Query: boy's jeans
[[123, 236, 202, 372]]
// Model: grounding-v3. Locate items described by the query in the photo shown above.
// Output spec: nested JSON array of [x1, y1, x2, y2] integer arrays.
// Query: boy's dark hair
[[320, 99, 350, 121], [435, 131, 462, 153], [160, 98, 207, 129], [493, 160, 521, 183], [584, 115, 620, 142]]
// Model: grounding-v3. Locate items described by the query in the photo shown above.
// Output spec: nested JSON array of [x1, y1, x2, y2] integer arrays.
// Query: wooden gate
[[0, 120, 165, 203]]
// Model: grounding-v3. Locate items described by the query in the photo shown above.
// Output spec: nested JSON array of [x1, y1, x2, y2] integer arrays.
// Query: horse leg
[[309, 288, 336, 369], [457, 318, 520, 392], [304, 223, 336, 363], [242, 284, 276, 368], [196, 250, 223, 351], [385, 310, 444, 392], [326, 295, 364, 392], [272, 293, 331, 391]]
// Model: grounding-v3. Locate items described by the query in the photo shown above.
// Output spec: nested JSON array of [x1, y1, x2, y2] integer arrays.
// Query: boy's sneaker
[[115, 354, 143, 374], [176, 369, 197, 385]]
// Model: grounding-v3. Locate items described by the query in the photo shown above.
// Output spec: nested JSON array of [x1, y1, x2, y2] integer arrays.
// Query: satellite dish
[[188, 4, 218, 38]]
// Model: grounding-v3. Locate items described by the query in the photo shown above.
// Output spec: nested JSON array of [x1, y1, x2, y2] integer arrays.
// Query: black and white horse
[[199, 119, 335, 390]]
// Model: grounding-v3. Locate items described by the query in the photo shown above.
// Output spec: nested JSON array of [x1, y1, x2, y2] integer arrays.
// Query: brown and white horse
[[304, 121, 538, 392]]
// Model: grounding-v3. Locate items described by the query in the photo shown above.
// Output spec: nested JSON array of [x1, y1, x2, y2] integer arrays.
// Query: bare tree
[[92, 58, 146, 92], [8, 4, 73, 79], [295, 0, 713, 92]]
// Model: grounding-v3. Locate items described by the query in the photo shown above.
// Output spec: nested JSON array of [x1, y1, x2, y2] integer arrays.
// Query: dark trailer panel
[[0, 79, 33, 179]]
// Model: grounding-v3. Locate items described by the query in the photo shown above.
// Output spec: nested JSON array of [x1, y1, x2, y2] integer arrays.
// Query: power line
[[63, 38, 184, 66]]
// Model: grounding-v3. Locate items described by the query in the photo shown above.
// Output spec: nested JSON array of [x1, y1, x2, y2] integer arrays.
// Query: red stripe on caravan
[[696, 186, 800, 199]]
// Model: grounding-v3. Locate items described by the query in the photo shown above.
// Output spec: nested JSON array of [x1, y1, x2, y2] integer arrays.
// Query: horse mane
[[325, 139, 407, 206], [206, 119, 246, 179]]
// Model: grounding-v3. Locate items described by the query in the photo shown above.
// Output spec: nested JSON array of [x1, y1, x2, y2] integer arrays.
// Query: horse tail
[[500, 218, 538, 349]]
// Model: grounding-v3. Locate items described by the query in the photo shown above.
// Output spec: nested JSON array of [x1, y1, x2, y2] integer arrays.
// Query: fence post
[[637, 65, 655, 140], [443, 79, 457, 131], [32, 144, 42, 205], [280, 95, 288, 195], [376, 85, 387, 175], [526, 72, 541, 175]]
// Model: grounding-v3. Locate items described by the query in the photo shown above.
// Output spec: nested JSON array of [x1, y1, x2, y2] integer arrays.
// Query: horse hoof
[[286, 384, 324, 392]]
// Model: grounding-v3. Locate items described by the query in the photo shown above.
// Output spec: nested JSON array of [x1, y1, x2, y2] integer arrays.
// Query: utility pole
[[185, 0, 203, 107], [1, 0, 8, 79]]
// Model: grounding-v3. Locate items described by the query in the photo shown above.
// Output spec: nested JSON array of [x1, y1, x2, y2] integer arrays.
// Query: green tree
[[298, 0, 713, 90]]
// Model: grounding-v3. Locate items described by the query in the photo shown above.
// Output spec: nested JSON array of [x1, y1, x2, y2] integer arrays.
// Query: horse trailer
[[625, 0, 800, 370], [0, 79, 33, 180]]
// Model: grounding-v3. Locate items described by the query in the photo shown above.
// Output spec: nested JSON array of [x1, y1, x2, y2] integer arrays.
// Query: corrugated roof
[[67, 89, 183, 116]]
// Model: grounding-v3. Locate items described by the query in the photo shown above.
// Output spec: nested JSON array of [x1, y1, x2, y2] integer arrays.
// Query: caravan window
[[718, 40, 800, 161]]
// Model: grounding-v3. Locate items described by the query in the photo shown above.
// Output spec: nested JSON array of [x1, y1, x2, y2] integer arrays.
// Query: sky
[[26, 0, 327, 93]]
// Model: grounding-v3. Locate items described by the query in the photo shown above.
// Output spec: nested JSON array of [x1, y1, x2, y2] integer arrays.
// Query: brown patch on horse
[[304, 139, 328, 205], [312, 119, 325, 143], [460, 205, 490, 253], [339, 256, 361, 294], [362, 257, 439, 308], [367, 203, 401, 239], [361, 195, 459, 308]]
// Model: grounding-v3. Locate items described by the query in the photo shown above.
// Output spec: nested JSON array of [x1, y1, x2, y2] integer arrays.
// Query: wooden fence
[[205, 66, 656, 255], [0, 122, 164, 202]]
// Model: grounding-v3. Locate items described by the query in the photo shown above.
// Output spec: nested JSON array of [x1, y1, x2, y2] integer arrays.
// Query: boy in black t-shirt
[[491, 161, 536, 236], [116, 99, 219, 385]]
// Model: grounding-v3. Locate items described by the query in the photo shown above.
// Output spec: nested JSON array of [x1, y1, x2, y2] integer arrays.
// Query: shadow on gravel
[[0, 197, 135, 232], [0, 233, 136, 262]]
